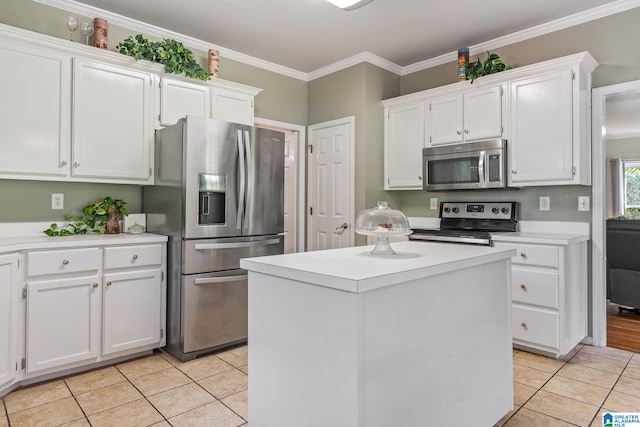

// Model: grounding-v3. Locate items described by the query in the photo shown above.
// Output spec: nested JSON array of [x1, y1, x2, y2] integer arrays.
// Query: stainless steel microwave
[[422, 139, 507, 191]]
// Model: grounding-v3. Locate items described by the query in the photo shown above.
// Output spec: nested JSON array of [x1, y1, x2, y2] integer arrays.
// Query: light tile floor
[[2, 343, 640, 426]]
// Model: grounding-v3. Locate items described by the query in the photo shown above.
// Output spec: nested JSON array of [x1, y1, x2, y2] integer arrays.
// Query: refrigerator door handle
[[243, 129, 252, 231], [194, 238, 281, 251], [236, 129, 246, 230], [194, 275, 247, 285]]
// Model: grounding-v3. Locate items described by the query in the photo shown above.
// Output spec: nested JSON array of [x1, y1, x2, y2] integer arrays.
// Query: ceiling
[[69, 0, 621, 74]]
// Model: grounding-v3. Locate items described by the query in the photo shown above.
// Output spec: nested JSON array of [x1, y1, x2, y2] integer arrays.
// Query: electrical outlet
[[578, 196, 590, 211], [539, 196, 550, 211], [51, 193, 64, 210], [430, 198, 438, 210]]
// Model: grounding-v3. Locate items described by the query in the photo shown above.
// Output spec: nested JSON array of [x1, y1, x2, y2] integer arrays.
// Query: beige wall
[[607, 137, 640, 160], [397, 7, 640, 220], [1, 0, 640, 226]]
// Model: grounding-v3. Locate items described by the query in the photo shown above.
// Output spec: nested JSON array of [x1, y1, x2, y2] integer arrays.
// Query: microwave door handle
[[243, 129, 252, 231], [478, 150, 486, 186], [236, 129, 246, 230]]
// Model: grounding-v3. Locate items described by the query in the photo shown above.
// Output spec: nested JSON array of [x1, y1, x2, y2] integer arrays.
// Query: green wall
[[0, 0, 307, 223]]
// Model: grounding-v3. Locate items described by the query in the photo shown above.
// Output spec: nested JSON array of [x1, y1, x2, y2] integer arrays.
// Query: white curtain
[[608, 158, 625, 218]]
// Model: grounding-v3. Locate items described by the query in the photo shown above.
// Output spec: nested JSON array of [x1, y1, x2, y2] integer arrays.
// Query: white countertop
[[492, 231, 588, 245], [0, 222, 167, 254], [240, 241, 515, 293]]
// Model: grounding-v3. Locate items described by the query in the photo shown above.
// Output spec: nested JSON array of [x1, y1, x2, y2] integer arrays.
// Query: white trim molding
[[591, 79, 640, 348], [34, 0, 640, 81]]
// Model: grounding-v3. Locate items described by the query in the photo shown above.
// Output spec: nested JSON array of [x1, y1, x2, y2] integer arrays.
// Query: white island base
[[241, 241, 516, 427]]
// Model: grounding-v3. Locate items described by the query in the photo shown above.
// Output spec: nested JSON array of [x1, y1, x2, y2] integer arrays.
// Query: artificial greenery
[[117, 34, 210, 81], [44, 197, 128, 236], [464, 51, 512, 83]]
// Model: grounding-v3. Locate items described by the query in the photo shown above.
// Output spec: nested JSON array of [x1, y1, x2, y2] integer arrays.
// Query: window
[[624, 160, 640, 218]]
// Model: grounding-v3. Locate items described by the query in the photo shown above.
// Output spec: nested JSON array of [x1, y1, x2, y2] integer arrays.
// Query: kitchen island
[[240, 241, 516, 427]]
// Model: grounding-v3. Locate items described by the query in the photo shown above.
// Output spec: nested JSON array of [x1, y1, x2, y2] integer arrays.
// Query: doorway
[[307, 117, 355, 251], [591, 80, 640, 349], [254, 118, 306, 253]]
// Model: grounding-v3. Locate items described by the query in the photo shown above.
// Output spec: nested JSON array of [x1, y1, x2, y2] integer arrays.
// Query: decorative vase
[[104, 206, 120, 234], [208, 49, 220, 78], [457, 47, 469, 82], [93, 18, 108, 49]]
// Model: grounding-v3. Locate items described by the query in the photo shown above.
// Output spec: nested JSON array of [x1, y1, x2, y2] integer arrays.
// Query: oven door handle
[[478, 150, 486, 187], [194, 238, 281, 251], [194, 275, 247, 285]]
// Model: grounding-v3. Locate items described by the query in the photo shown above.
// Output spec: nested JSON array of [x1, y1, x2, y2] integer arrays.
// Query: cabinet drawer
[[494, 242, 558, 268], [104, 244, 162, 269], [512, 268, 559, 309], [27, 248, 99, 277], [512, 305, 559, 350]]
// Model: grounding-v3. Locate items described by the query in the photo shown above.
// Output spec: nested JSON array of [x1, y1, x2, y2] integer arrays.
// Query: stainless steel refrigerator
[[143, 116, 284, 361]]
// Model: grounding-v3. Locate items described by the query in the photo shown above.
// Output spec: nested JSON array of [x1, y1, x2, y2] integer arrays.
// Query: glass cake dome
[[354, 201, 412, 255]]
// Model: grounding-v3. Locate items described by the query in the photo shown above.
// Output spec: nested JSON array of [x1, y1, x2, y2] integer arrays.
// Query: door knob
[[335, 223, 348, 234]]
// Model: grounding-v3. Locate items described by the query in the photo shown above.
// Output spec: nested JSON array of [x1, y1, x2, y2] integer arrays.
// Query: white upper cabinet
[[0, 41, 71, 179], [508, 53, 597, 187], [159, 78, 211, 127], [383, 99, 427, 190], [430, 85, 502, 146], [210, 84, 257, 125], [72, 58, 154, 184]]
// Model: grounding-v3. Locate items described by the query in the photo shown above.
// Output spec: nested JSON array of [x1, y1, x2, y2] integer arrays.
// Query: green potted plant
[[44, 196, 128, 236], [464, 51, 512, 83], [116, 34, 210, 81]]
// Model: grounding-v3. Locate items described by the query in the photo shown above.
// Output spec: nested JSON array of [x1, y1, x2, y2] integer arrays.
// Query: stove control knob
[[452, 207, 459, 213], [492, 207, 499, 214], [443, 207, 450, 213], [501, 207, 510, 214]]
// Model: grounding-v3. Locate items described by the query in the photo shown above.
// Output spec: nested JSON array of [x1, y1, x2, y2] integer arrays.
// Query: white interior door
[[283, 131, 298, 253], [308, 118, 354, 251]]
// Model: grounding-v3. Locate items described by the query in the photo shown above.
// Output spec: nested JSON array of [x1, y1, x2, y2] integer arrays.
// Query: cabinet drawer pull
[[456, 130, 462, 135], [62, 259, 69, 265], [60, 160, 67, 166], [106, 281, 112, 286], [520, 284, 527, 291], [520, 252, 527, 259], [521, 322, 527, 329], [73, 161, 80, 167], [512, 169, 517, 174], [464, 129, 469, 134], [92, 283, 98, 288], [132, 254, 138, 260]]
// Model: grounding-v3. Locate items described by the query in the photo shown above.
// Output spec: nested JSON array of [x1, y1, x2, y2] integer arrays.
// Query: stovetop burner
[[409, 202, 518, 245]]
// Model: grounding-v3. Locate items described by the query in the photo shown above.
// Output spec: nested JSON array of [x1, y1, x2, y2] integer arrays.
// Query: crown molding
[[401, 0, 640, 76], [307, 51, 402, 81], [33, 0, 308, 81], [33, 0, 640, 81]]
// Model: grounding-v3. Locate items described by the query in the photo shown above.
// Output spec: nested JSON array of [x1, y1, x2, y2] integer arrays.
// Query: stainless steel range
[[409, 202, 518, 246]]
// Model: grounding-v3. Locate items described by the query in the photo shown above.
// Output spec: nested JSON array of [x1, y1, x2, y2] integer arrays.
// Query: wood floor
[[607, 302, 640, 353]]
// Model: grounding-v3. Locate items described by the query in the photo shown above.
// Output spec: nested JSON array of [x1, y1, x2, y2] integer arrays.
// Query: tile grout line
[[61, 378, 93, 427]]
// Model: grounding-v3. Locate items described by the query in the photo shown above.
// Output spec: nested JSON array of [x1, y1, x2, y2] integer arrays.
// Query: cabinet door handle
[[456, 130, 462, 135], [520, 284, 527, 291], [92, 283, 98, 288], [60, 160, 67, 166], [106, 281, 112, 286], [132, 254, 139, 260], [512, 169, 517, 174], [74, 161, 80, 167], [520, 253, 527, 259], [418, 176, 422, 180], [464, 129, 469, 134], [62, 259, 69, 265], [521, 322, 527, 329]]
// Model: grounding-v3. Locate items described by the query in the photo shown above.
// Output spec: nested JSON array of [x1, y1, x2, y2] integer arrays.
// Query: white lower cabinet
[[0, 254, 20, 388], [494, 235, 587, 358], [21, 240, 166, 379], [26, 275, 101, 373]]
